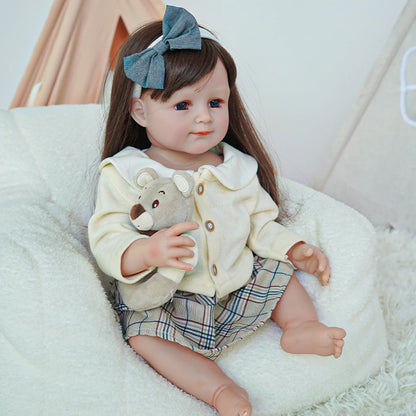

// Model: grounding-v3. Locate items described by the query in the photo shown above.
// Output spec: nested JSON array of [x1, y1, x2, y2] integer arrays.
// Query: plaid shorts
[[112, 257, 293, 360]]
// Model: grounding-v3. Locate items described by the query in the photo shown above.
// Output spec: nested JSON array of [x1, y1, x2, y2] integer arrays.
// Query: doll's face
[[131, 60, 230, 158]]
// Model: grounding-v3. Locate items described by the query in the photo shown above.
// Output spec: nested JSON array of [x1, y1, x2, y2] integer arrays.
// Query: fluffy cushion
[[0, 104, 387, 415]]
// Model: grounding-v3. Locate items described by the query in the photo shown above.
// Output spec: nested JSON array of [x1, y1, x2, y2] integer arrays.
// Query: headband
[[124, 5, 219, 94]]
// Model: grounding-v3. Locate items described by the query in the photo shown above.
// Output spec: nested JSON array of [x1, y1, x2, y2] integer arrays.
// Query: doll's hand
[[286, 242, 330, 285], [145, 221, 199, 271]]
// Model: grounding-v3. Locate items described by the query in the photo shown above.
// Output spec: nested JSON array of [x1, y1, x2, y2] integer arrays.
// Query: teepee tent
[[10, 0, 164, 108], [313, 0, 416, 232]]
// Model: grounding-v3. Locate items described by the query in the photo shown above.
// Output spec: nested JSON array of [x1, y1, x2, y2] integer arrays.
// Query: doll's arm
[[121, 222, 199, 277], [89, 165, 198, 280], [88, 169, 151, 282], [287, 242, 330, 285], [117, 226, 198, 311], [246, 176, 329, 284], [247, 177, 303, 261]]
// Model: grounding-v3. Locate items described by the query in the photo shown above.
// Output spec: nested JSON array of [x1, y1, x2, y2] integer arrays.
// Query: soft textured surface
[[291, 228, 416, 416], [0, 104, 394, 415]]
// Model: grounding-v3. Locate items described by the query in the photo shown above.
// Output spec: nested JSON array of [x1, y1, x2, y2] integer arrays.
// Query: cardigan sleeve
[[88, 164, 155, 283], [246, 176, 303, 262]]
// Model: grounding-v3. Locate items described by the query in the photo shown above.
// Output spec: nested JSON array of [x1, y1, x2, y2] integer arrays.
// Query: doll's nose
[[195, 105, 212, 123]]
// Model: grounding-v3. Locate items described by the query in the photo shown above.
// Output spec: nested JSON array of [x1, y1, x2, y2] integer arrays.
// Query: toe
[[331, 327, 346, 340], [334, 339, 344, 348], [333, 339, 344, 358]]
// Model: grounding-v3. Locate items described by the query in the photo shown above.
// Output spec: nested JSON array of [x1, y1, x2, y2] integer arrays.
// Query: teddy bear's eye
[[159, 190, 165, 195], [152, 200, 159, 208]]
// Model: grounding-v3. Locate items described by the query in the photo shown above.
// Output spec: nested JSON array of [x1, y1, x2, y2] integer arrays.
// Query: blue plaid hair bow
[[124, 6, 202, 89]]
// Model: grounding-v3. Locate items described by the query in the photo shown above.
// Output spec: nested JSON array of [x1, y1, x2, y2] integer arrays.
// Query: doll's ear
[[130, 97, 147, 127]]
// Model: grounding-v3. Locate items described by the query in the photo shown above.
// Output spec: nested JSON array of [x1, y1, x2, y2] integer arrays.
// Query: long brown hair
[[103, 21, 281, 206]]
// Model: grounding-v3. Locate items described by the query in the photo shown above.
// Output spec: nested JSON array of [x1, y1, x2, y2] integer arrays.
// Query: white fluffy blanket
[[0, 105, 390, 415]]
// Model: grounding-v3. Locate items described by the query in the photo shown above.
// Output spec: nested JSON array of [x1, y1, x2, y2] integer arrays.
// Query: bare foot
[[212, 383, 252, 416], [280, 320, 346, 358]]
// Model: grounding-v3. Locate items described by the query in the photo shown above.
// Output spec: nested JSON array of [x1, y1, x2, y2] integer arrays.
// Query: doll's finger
[[169, 247, 194, 259], [314, 248, 327, 269], [168, 221, 199, 236], [167, 259, 194, 271], [319, 266, 330, 285], [318, 257, 327, 272], [316, 256, 329, 280], [303, 245, 314, 257], [173, 235, 196, 247]]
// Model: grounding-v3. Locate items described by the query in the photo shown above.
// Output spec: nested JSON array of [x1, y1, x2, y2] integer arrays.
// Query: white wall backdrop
[[0, 0, 55, 107], [0, 0, 407, 185]]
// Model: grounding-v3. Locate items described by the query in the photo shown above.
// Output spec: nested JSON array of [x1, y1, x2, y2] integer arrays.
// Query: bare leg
[[271, 274, 346, 358], [129, 335, 252, 416]]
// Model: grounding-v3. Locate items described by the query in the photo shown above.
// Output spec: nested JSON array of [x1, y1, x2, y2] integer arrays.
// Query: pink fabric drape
[[10, 0, 164, 108]]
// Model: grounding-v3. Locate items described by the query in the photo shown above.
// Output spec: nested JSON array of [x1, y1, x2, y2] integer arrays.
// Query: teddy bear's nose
[[130, 203, 145, 220]]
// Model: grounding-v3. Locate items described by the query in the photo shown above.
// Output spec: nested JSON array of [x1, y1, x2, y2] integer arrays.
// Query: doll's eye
[[209, 99, 221, 108], [152, 200, 159, 208], [175, 101, 189, 110]]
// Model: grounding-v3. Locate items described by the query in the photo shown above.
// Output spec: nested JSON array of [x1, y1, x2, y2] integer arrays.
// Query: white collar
[[100, 142, 258, 190]]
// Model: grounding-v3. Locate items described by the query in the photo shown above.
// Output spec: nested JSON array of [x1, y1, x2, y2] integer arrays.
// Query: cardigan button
[[205, 220, 215, 232], [211, 264, 218, 276], [197, 183, 204, 195]]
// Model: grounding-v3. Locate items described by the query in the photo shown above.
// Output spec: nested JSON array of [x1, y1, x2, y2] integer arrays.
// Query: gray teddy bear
[[117, 168, 198, 311]]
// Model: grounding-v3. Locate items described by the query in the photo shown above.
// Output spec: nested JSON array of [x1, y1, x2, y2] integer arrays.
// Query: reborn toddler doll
[[88, 6, 346, 416]]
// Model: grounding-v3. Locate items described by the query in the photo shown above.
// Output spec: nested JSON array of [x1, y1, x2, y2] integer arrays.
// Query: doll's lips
[[193, 131, 212, 136]]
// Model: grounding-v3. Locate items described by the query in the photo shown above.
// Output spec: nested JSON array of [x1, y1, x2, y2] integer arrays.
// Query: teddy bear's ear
[[135, 168, 158, 188], [172, 171, 194, 197]]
